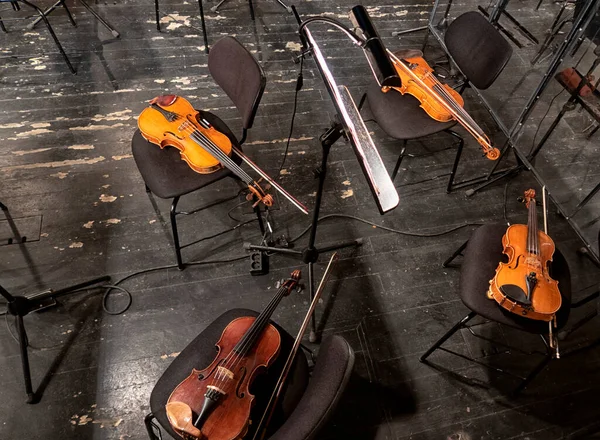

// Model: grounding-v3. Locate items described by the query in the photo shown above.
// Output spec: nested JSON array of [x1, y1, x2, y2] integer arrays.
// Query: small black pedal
[[250, 251, 269, 276]]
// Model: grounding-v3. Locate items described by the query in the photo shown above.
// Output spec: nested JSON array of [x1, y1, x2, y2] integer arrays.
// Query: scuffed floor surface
[[1, 0, 600, 439]]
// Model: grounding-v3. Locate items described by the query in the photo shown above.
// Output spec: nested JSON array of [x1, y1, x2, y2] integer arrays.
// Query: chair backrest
[[268, 335, 355, 440], [445, 11, 513, 90], [208, 36, 266, 131]]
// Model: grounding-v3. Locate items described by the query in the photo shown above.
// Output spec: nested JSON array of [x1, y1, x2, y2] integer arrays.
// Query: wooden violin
[[138, 95, 273, 208], [383, 50, 500, 161], [488, 189, 561, 322], [165, 270, 301, 440]]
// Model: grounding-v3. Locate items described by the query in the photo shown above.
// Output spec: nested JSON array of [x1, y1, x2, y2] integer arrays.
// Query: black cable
[[288, 213, 482, 244], [278, 56, 304, 173], [227, 199, 251, 222]]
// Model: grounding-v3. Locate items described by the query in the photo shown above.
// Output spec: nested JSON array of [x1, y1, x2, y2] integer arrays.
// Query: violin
[[488, 189, 561, 322], [382, 50, 501, 161], [165, 270, 301, 440], [138, 95, 273, 208]]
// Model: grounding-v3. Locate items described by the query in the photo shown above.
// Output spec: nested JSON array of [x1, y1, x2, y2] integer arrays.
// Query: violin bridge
[[216, 366, 234, 380], [178, 121, 192, 132]]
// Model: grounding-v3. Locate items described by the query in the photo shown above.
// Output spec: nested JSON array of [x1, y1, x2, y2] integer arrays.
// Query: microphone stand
[[1, 276, 109, 403]]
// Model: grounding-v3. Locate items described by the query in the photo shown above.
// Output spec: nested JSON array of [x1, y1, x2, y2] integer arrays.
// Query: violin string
[[168, 113, 255, 183], [394, 58, 490, 148], [209, 286, 288, 393]]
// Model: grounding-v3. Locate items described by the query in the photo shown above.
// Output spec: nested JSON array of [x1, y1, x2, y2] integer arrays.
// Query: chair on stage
[[132, 36, 267, 270], [359, 11, 512, 193], [144, 308, 355, 440], [420, 224, 572, 395]]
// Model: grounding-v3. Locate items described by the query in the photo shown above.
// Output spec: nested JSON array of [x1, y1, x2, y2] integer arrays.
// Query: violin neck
[[189, 128, 253, 186], [527, 200, 539, 256], [232, 286, 288, 356]]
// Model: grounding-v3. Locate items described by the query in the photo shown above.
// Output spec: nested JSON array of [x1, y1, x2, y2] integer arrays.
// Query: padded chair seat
[[365, 80, 456, 140], [460, 224, 572, 333], [150, 309, 309, 440], [132, 111, 243, 199]]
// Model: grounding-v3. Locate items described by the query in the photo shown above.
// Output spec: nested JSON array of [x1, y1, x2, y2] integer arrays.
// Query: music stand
[[1, 277, 109, 403], [246, 6, 400, 342]]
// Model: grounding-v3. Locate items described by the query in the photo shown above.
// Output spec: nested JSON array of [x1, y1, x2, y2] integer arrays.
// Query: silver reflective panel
[[304, 27, 399, 213], [336, 86, 399, 213]]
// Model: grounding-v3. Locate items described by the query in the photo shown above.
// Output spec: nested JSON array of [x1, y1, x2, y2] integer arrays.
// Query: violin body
[[137, 95, 232, 174], [165, 271, 300, 440], [385, 54, 464, 123], [168, 317, 280, 440], [383, 50, 500, 161], [488, 190, 562, 322]]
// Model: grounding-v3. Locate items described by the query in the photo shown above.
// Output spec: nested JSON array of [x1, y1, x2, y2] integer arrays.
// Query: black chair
[[132, 36, 266, 270], [421, 224, 572, 395], [360, 11, 513, 193], [0, 0, 75, 73], [145, 308, 355, 440]]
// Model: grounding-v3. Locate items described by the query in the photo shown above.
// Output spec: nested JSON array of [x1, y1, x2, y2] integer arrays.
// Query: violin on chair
[[488, 189, 562, 322], [165, 270, 301, 440]]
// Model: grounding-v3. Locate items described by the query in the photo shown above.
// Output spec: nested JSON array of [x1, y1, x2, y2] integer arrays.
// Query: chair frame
[[357, 92, 467, 194], [421, 242, 556, 395], [153, 0, 208, 54], [0, 0, 76, 73], [145, 181, 266, 270]]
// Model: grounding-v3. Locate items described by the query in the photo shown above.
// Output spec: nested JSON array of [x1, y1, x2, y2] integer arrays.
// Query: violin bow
[[252, 252, 339, 440], [231, 146, 309, 215]]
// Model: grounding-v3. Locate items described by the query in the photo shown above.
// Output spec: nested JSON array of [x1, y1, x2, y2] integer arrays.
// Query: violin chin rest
[[166, 401, 205, 440], [500, 284, 531, 306]]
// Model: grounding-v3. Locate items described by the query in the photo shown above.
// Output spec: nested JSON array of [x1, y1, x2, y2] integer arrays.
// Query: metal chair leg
[[154, 0, 160, 31], [197, 0, 209, 53], [0, 15, 6, 32], [391, 141, 407, 181], [18, 0, 75, 73], [145, 413, 161, 440], [445, 130, 464, 193], [247, 0, 255, 21], [420, 311, 477, 362], [170, 196, 184, 270], [513, 349, 552, 395], [0, 201, 7, 211], [442, 240, 469, 268], [59, 0, 76, 26]]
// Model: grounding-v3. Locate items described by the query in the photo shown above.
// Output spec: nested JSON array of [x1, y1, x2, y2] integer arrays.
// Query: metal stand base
[[245, 122, 363, 343], [0, 276, 110, 403]]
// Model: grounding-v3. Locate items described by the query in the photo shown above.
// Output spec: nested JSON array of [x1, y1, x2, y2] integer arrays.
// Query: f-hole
[[508, 254, 522, 270], [235, 367, 247, 398]]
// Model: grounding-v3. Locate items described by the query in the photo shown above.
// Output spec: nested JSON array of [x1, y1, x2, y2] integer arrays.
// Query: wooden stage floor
[[1, 0, 600, 439]]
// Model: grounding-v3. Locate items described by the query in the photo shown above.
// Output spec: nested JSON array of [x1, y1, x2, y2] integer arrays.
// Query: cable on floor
[[278, 56, 304, 173], [288, 213, 483, 244]]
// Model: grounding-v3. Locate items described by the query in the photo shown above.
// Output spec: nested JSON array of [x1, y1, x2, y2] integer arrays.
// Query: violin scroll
[[524, 189, 536, 208], [484, 147, 500, 161], [281, 270, 301, 296]]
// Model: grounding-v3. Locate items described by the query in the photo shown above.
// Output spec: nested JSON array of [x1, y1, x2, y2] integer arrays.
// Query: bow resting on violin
[[382, 50, 501, 161], [165, 270, 301, 440], [488, 189, 561, 322], [137, 95, 308, 214]]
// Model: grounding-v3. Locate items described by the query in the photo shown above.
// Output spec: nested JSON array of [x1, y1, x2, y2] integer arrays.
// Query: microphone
[[349, 5, 401, 88]]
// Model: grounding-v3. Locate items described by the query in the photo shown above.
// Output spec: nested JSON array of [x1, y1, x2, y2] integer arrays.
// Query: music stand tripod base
[[245, 122, 363, 343], [0, 275, 110, 403]]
